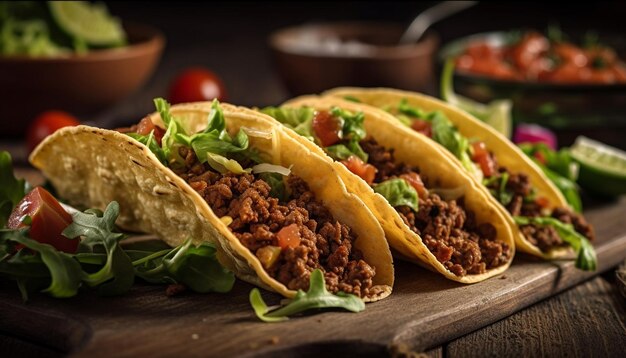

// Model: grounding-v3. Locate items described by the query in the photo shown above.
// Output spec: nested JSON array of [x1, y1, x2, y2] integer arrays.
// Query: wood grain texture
[[0, 183, 625, 357], [445, 276, 626, 358]]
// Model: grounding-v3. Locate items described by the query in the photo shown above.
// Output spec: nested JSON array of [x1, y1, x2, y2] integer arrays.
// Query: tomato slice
[[276, 224, 301, 249], [135, 117, 165, 145], [400, 172, 428, 198], [7, 187, 77, 253], [410, 119, 432, 137], [312, 111, 342, 147], [341, 155, 377, 185], [471, 142, 496, 177]]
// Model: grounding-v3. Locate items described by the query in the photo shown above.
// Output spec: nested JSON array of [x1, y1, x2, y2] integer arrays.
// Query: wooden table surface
[[1, 4, 626, 356]]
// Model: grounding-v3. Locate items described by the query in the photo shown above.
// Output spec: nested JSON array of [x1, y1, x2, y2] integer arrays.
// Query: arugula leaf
[[514, 216, 597, 271], [250, 269, 364, 322], [63, 202, 135, 296], [261, 106, 316, 141], [0, 151, 28, 226], [134, 238, 234, 293], [0, 228, 82, 298], [373, 178, 419, 212]]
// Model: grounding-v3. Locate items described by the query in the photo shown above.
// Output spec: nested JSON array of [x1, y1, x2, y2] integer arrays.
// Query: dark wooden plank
[[0, 175, 624, 357], [445, 276, 626, 358]]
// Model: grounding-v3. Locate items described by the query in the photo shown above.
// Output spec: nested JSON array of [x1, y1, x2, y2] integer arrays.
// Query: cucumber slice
[[48, 1, 126, 47]]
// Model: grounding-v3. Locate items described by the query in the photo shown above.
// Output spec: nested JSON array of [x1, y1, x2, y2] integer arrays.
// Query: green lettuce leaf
[[430, 112, 475, 174], [514, 216, 596, 271], [261, 106, 316, 141], [373, 178, 419, 212], [250, 269, 364, 322]]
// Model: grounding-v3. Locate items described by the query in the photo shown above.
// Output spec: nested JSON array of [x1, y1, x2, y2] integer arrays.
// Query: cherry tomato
[[168, 67, 227, 104], [312, 110, 342, 147], [554, 43, 588, 67], [7, 187, 77, 254], [410, 119, 432, 137], [511, 32, 549, 70], [26, 110, 80, 153], [276, 224, 301, 249], [400, 172, 428, 198], [341, 155, 377, 185]]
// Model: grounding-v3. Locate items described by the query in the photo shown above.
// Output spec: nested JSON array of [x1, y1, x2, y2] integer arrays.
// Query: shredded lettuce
[[513, 216, 596, 271], [251, 163, 291, 176], [260, 107, 316, 141], [430, 111, 476, 175], [373, 179, 419, 212]]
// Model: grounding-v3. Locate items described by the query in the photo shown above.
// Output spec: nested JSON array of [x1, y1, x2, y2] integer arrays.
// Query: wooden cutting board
[[1, 195, 625, 357]]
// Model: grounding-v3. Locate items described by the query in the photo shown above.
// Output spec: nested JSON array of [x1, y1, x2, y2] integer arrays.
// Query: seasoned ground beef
[[486, 167, 595, 252], [173, 146, 379, 298], [360, 138, 511, 276]]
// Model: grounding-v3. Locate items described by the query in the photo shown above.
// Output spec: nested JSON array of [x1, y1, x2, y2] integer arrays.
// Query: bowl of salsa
[[439, 29, 626, 149]]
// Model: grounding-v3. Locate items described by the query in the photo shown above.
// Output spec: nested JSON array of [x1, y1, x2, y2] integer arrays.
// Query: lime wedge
[[48, 1, 126, 46], [570, 136, 626, 197]]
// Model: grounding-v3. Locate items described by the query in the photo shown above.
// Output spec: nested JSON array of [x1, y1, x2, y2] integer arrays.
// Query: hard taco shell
[[323, 87, 572, 259], [29, 102, 394, 302], [277, 95, 515, 283]]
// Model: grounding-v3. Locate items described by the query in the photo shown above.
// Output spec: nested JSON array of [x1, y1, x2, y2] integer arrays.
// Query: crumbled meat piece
[[172, 147, 377, 298], [485, 165, 595, 252], [361, 138, 511, 276]]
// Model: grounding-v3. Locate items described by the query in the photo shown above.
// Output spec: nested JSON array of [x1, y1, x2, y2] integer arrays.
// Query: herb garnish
[[249, 269, 365, 322]]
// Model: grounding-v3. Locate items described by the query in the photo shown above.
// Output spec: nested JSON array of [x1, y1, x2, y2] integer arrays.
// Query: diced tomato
[[471, 142, 496, 177], [276, 224, 301, 249], [136, 117, 165, 145], [341, 155, 377, 185], [533, 151, 547, 165], [7, 187, 77, 253], [312, 110, 342, 147], [400, 172, 428, 198], [554, 43, 588, 67], [535, 196, 550, 208], [410, 119, 432, 137]]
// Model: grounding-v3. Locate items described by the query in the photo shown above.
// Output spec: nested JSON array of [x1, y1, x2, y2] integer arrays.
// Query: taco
[[29, 99, 394, 302], [324, 87, 596, 269], [262, 96, 515, 283]]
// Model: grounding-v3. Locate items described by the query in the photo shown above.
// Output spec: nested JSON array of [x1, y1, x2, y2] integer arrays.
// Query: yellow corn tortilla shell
[[324, 87, 572, 259], [29, 102, 394, 302], [278, 95, 515, 283]]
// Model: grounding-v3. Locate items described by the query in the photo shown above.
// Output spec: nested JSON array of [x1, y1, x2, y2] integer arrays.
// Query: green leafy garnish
[[483, 172, 513, 206], [63, 202, 135, 295], [0, 151, 29, 226], [134, 238, 234, 293], [514, 216, 596, 271], [519, 142, 582, 212], [260, 107, 316, 141], [262, 106, 369, 162], [258, 172, 288, 202], [430, 111, 475, 175], [373, 178, 419, 212], [441, 58, 513, 138], [0, 228, 82, 298], [249, 269, 365, 322]]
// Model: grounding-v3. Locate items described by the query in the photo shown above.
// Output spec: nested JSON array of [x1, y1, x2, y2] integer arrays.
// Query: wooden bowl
[[269, 22, 439, 96], [0, 23, 165, 136]]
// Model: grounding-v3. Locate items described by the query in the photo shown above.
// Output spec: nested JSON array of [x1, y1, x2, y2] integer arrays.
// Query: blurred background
[[2, 1, 626, 149]]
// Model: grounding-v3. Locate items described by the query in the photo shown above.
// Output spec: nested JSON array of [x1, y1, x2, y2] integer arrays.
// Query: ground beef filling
[[173, 146, 378, 298], [360, 138, 511, 276], [486, 166, 595, 252]]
